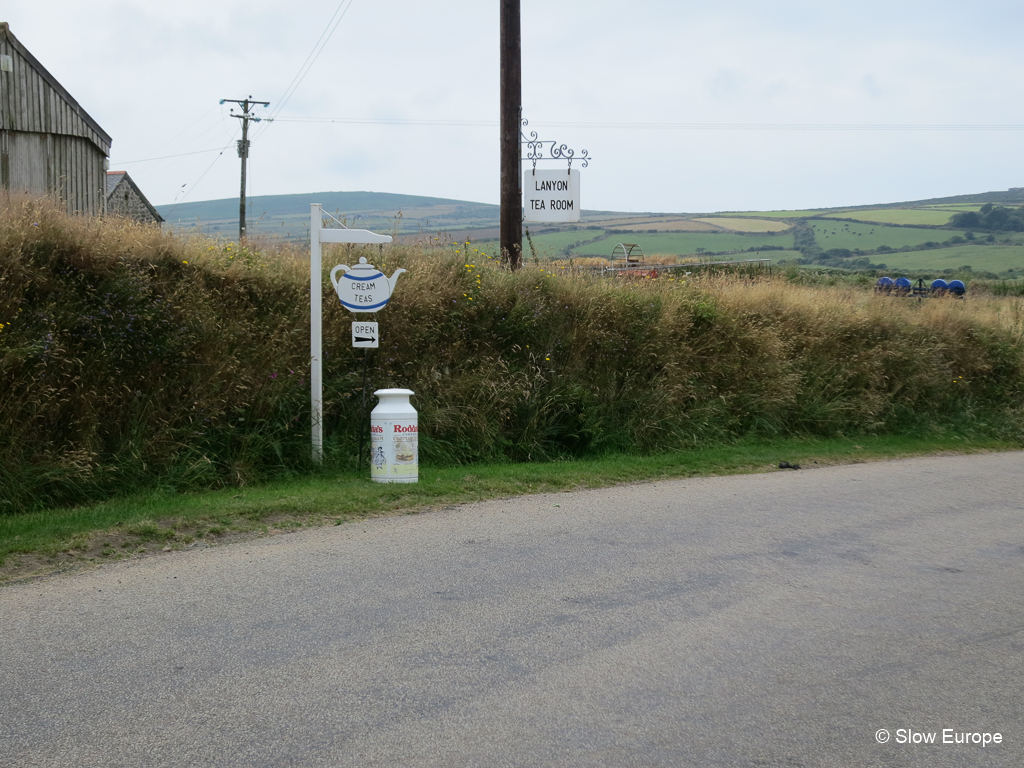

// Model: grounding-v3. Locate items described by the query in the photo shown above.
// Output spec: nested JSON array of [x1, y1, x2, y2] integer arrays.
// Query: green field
[[868, 244, 1024, 274], [523, 229, 606, 256], [694, 217, 792, 233], [823, 209, 958, 226], [813, 221, 960, 251], [573, 231, 795, 257], [921, 204, 984, 212], [721, 209, 840, 219]]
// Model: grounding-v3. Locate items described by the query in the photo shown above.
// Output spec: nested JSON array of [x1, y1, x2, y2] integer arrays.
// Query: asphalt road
[[2, 452, 1023, 768]]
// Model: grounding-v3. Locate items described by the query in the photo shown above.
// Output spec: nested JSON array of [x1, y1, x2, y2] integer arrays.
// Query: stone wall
[[106, 174, 162, 224]]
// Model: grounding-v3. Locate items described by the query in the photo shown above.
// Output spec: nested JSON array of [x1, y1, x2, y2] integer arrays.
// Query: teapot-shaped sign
[[330, 257, 406, 313]]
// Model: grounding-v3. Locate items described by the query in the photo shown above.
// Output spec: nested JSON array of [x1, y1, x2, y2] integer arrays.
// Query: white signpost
[[310, 203, 393, 463], [523, 168, 581, 223]]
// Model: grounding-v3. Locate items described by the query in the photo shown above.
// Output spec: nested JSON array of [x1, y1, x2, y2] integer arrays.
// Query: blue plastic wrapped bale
[[895, 277, 912, 288], [931, 279, 948, 291], [876, 276, 894, 293], [948, 279, 966, 296]]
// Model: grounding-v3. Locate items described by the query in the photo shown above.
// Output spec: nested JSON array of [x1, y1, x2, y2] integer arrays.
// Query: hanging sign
[[330, 257, 406, 313], [309, 203, 395, 463], [524, 169, 581, 223]]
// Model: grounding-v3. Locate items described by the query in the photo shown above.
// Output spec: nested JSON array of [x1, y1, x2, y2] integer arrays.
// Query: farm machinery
[[601, 242, 771, 279], [875, 276, 966, 298]]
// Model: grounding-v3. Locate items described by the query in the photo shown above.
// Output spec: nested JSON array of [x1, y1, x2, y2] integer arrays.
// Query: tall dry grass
[[2, 199, 1022, 511]]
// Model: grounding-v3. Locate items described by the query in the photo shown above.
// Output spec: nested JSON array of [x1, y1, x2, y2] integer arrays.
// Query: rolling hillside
[[157, 188, 1024, 278]]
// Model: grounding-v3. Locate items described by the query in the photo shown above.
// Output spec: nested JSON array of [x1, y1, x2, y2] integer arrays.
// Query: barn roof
[[106, 170, 126, 196], [0, 22, 112, 153]]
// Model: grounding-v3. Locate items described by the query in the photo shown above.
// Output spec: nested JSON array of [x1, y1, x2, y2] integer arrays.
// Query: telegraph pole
[[221, 96, 269, 242], [499, 0, 522, 270]]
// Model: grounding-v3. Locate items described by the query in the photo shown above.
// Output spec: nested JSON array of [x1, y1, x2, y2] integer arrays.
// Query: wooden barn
[[0, 22, 111, 216]]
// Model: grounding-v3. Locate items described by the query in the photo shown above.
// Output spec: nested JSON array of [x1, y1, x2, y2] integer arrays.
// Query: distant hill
[[158, 190, 501, 241], [159, 190, 494, 222], [158, 186, 1024, 241], [905, 188, 1024, 206], [156, 187, 1024, 279]]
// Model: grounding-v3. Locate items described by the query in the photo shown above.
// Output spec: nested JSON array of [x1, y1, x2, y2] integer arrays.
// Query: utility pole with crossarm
[[220, 96, 269, 242]]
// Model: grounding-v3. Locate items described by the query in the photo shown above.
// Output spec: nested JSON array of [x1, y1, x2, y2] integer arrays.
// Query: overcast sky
[[6, 1, 1024, 214]]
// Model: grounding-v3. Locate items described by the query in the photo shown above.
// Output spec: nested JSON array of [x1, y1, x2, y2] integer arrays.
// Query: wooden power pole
[[221, 96, 269, 243], [499, 0, 522, 269]]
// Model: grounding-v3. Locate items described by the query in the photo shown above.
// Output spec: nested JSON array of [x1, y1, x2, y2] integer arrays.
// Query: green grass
[[573, 231, 795, 257], [7, 201, 1024, 515], [523, 228, 606, 257], [762, 250, 807, 263], [720, 210, 841, 219], [2, 434, 1017, 580], [813, 221, 958, 251], [870, 244, 1024, 274], [823, 209, 958, 226]]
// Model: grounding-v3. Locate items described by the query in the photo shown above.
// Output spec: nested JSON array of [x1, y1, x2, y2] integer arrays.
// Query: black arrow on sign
[[355, 336, 377, 344]]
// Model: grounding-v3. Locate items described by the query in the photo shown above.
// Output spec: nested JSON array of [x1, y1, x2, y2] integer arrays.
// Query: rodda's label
[[370, 420, 418, 482]]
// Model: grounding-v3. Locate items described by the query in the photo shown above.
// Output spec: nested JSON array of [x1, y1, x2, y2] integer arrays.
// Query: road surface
[[2, 452, 1023, 767]]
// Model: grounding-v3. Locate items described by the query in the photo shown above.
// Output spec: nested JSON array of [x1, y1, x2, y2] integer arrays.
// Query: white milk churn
[[370, 389, 418, 483]]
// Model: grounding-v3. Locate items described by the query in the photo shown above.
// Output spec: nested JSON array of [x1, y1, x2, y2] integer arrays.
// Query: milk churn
[[370, 389, 418, 483]]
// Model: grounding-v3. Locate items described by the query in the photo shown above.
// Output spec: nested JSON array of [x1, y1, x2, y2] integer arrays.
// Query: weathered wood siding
[[0, 23, 111, 215]]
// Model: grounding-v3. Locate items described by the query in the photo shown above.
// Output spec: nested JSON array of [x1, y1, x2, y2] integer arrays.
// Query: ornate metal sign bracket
[[521, 118, 591, 175]]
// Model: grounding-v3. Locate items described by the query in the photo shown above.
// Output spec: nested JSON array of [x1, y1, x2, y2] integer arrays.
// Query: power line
[[266, 117, 1024, 131], [145, 104, 222, 160], [253, 0, 355, 142], [110, 147, 227, 165], [270, 117, 495, 126], [159, 132, 238, 219]]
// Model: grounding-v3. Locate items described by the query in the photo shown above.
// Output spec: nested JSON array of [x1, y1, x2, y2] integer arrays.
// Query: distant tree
[[949, 205, 1024, 232], [950, 211, 981, 228], [986, 207, 1010, 229]]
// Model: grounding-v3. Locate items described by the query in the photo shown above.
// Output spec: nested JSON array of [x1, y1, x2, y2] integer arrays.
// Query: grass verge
[[2, 433, 1018, 583]]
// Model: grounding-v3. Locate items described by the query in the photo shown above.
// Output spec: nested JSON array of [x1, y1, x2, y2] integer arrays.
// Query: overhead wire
[[110, 147, 228, 165], [252, 0, 356, 142], [137, 0, 358, 221], [159, 130, 240, 219], [266, 117, 1024, 131]]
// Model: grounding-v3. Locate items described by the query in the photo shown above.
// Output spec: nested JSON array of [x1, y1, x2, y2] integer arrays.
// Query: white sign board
[[524, 169, 581, 223], [352, 321, 379, 348], [330, 258, 405, 313]]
